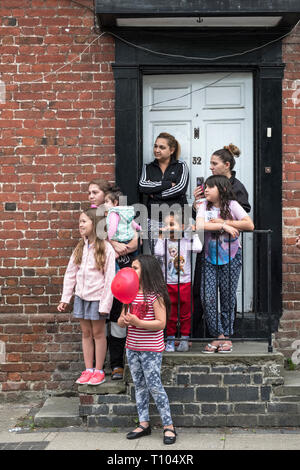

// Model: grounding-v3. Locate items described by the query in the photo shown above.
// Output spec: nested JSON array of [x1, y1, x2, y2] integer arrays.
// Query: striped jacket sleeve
[[138, 164, 172, 194], [161, 161, 189, 198]]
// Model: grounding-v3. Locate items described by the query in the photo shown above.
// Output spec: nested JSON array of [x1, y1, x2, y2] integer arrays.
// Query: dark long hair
[[205, 175, 236, 220], [134, 254, 171, 318]]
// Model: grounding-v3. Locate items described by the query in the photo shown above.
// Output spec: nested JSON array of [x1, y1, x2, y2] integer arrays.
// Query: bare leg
[[92, 319, 107, 370], [80, 319, 94, 369]]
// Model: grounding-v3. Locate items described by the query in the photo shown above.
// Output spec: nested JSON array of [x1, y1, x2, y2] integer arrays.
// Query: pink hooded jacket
[[61, 238, 115, 314]]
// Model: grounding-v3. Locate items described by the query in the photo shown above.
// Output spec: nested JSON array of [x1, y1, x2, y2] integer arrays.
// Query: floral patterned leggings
[[126, 349, 173, 426], [200, 249, 242, 337]]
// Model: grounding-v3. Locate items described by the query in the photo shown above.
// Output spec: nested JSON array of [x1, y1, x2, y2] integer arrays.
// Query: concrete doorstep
[[33, 372, 300, 430], [34, 397, 82, 428], [33, 349, 300, 430]]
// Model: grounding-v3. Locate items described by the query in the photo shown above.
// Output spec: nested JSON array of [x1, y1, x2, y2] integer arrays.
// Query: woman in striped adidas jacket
[[138, 132, 189, 251]]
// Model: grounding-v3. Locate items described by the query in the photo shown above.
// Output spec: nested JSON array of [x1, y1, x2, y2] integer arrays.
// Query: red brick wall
[[0, 0, 115, 400], [274, 22, 300, 358], [0, 1, 300, 400]]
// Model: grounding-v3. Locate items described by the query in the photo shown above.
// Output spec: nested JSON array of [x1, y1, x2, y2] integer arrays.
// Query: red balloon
[[111, 267, 139, 304]]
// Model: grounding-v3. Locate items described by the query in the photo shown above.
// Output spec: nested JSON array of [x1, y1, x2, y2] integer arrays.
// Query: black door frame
[[112, 34, 284, 329]]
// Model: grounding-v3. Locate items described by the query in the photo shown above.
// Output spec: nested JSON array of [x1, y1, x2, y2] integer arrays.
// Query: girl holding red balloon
[[57, 208, 115, 386], [115, 255, 177, 445]]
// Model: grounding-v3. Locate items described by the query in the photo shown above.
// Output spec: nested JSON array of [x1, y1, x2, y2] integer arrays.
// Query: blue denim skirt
[[73, 296, 110, 321]]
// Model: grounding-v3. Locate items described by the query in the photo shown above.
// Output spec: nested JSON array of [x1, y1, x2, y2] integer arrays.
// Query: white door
[[143, 72, 253, 312]]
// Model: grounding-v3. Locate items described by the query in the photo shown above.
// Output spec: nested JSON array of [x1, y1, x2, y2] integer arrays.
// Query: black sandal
[[126, 424, 151, 440], [163, 427, 177, 445]]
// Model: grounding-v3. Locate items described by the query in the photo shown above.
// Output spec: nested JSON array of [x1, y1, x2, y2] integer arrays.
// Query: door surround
[[112, 32, 284, 325]]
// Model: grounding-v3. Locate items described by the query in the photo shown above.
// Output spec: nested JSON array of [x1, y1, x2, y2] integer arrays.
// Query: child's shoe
[[111, 367, 124, 380], [176, 336, 189, 352], [75, 369, 94, 384], [165, 337, 175, 352], [88, 369, 106, 385]]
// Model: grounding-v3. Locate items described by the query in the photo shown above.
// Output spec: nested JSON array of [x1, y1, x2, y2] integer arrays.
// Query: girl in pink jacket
[[57, 207, 115, 386]]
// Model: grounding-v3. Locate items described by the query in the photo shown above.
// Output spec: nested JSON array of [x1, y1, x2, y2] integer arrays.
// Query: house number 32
[[192, 157, 202, 165]]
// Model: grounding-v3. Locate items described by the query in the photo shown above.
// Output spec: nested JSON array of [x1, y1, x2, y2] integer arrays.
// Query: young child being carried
[[104, 189, 141, 251], [104, 188, 141, 380], [154, 211, 202, 352]]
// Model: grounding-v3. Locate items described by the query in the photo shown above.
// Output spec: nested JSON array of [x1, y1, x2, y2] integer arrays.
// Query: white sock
[[86, 368, 94, 373]]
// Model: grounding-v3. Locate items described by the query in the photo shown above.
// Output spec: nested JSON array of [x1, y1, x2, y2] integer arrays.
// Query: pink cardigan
[[61, 239, 116, 314]]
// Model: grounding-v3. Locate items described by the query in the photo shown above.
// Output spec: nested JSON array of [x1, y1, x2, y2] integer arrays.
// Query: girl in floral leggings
[[196, 175, 254, 353], [118, 254, 177, 445]]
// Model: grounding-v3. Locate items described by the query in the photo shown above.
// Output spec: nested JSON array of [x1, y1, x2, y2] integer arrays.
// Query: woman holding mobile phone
[[192, 144, 251, 338]]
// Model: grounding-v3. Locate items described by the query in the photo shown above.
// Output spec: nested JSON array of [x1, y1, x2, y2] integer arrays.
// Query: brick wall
[[0, 1, 299, 400], [275, 22, 300, 358], [0, 0, 115, 400]]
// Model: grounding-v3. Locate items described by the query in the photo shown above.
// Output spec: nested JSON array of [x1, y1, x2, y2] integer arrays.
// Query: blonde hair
[[73, 208, 106, 272], [156, 132, 181, 160]]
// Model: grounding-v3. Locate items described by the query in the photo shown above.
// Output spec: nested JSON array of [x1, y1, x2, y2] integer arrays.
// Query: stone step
[[78, 344, 295, 428], [81, 401, 300, 428], [34, 376, 127, 428], [35, 344, 300, 429], [273, 370, 300, 401], [77, 377, 126, 396], [34, 397, 82, 428]]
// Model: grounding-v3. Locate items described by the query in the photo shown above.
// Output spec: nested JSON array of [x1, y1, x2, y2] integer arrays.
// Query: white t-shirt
[[154, 234, 202, 284]]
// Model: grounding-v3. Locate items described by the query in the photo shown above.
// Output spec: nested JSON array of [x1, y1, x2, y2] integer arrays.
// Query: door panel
[[143, 73, 253, 312]]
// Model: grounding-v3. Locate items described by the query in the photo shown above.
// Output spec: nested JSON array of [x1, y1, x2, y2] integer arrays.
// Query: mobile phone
[[196, 177, 204, 187]]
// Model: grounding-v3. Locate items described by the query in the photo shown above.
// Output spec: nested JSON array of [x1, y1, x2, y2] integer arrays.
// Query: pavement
[[1, 401, 300, 452]]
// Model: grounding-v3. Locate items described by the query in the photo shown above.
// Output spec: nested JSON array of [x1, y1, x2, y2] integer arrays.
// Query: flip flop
[[202, 343, 218, 354], [218, 342, 233, 353]]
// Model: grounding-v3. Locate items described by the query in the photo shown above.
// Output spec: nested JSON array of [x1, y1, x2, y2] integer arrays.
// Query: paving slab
[[45, 431, 139, 450], [0, 403, 36, 433], [0, 431, 50, 443], [0, 427, 300, 450], [223, 432, 300, 450]]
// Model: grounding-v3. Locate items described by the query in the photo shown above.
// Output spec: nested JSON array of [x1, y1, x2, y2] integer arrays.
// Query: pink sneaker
[[88, 370, 105, 385], [75, 370, 94, 385]]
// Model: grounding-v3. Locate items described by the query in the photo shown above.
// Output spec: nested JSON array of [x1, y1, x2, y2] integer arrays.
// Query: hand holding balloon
[[111, 267, 139, 304]]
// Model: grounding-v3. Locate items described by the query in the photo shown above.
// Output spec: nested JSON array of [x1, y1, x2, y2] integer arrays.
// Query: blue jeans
[[126, 349, 173, 426]]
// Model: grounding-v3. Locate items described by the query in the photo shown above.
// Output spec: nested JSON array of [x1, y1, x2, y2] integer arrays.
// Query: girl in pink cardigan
[[57, 208, 115, 386]]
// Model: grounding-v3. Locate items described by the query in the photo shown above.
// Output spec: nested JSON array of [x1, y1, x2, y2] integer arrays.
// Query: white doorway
[[143, 72, 253, 312]]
